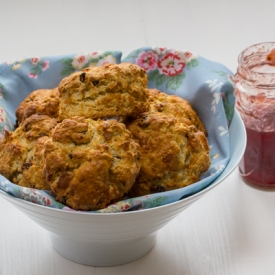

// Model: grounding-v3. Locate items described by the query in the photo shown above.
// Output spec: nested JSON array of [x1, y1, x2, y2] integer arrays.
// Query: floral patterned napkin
[[0, 47, 235, 213]]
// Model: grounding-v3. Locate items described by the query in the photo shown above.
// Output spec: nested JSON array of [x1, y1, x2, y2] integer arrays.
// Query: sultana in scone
[[0, 114, 58, 190], [42, 116, 140, 211], [58, 62, 150, 121], [147, 89, 207, 135], [127, 113, 210, 197], [15, 88, 60, 126]]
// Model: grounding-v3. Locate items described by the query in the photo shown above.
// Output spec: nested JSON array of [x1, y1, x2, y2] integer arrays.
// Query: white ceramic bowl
[[0, 110, 246, 266]]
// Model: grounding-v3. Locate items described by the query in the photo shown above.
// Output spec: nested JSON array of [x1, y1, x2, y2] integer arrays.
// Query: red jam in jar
[[235, 42, 275, 187]]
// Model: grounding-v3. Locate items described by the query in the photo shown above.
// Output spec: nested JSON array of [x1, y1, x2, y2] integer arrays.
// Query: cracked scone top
[[58, 62, 150, 120], [0, 114, 58, 190], [42, 116, 140, 211], [127, 113, 210, 197]]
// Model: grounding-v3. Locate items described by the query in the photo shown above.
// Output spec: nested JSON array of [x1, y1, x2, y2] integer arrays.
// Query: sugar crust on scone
[[127, 113, 210, 197], [58, 63, 150, 120], [0, 114, 58, 190], [42, 116, 140, 211]]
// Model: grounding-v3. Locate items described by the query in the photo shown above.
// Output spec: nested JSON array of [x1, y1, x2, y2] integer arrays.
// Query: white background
[[1, 1, 275, 274]]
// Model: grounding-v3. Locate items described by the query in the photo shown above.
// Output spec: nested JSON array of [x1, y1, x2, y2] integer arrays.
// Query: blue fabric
[[0, 47, 235, 213]]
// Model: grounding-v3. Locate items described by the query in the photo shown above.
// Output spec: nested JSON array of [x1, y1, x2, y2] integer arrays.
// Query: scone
[[42, 116, 140, 211], [127, 113, 210, 197], [0, 114, 58, 190], [147, 89, 207, 135], [15, 88, 60, 126], [58, 63, 150, 120]]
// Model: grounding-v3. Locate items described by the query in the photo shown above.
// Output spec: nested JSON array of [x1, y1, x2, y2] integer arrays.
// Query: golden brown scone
[[58, 63, 150, 120], [0, 114, 58, 190], [15, 88, 60, 126], [127, 113, 210, 197], [147, 89, 207, 135], [42, 116, 140, 211]]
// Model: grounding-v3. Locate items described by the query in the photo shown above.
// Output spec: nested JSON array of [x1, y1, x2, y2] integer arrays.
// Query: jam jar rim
[[237, 41, 275, 88]]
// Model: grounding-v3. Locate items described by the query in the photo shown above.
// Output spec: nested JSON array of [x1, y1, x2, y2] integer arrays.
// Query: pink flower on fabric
[[157, 53, 185, 76], [89, 51, 101, 59], [184, 51, 193, 58], [153, 47, 168, 55], [42, 196, 51, 206], [136, 51, 158, 71], [121, 203, 131, 211], [78, 56, 85, 63], [12, 62, 22, 70], [29, 73, 37, 79], [72, 54, 89, 69], [177, 50, 198, 63], [31, 57, 40, 64], [96, 55, 116, 66], [42, 60, 50, 71]]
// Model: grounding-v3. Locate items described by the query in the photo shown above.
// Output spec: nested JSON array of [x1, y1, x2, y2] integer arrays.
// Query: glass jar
[[235, 42, 275, 187]]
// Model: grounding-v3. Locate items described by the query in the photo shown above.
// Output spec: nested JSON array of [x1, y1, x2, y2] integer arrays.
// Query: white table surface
[[1, 1, 275, 274]]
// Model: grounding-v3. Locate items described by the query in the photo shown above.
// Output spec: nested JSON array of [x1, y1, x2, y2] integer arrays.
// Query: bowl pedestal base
[[49, 232, 158, 266]]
